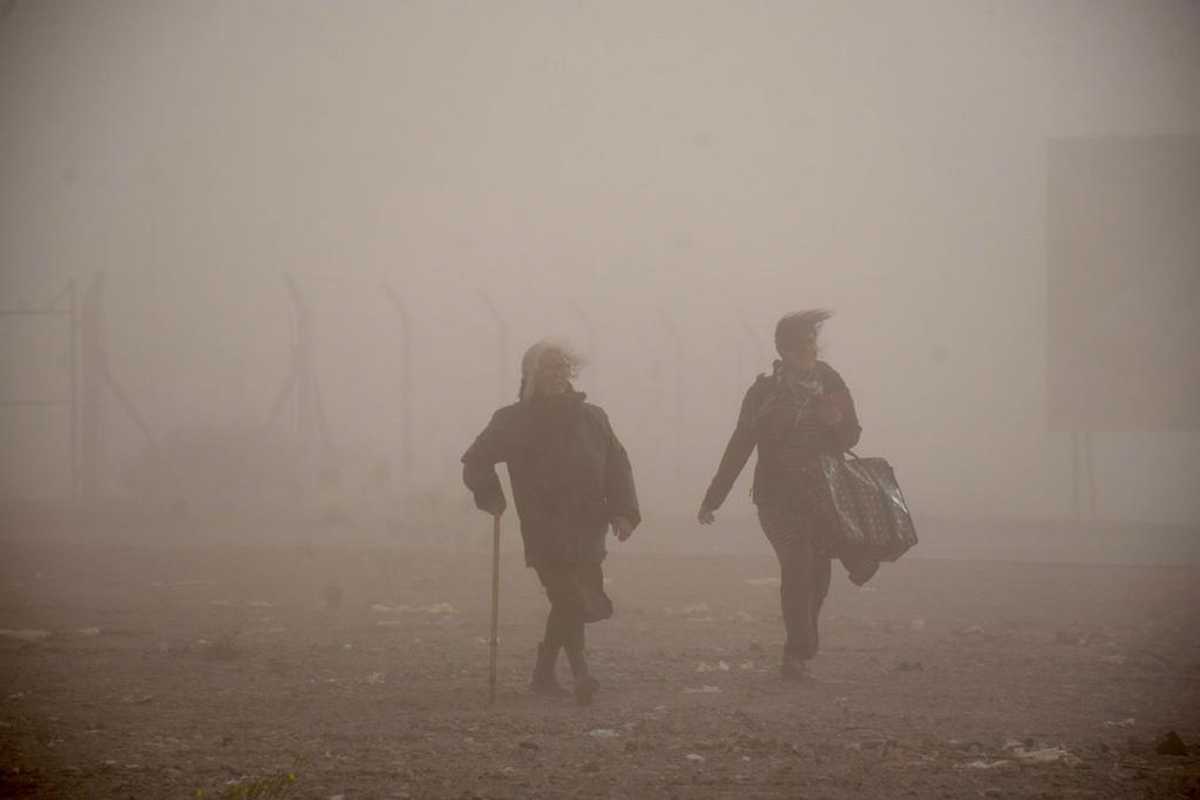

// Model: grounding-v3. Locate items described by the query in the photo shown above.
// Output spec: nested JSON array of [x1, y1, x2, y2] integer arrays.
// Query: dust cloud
[[2, 5, 1200, 799], [2, 3, 1198, 544]]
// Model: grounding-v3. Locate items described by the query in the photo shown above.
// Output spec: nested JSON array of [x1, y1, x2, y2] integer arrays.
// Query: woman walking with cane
[[463, 340, 640, 705], [698, 310, 863, 681]]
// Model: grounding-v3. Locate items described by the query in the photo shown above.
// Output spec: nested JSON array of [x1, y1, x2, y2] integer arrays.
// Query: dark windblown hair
[[774, 309, 833, 354]]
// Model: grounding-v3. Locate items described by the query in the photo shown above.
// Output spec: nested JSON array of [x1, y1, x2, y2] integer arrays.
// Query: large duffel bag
[[817, 452, 918, 563]]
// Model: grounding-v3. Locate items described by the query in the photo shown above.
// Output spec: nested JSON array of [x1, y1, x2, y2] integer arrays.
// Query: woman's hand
[[611, 516, 635, 541], [697, 505, 715, 525]]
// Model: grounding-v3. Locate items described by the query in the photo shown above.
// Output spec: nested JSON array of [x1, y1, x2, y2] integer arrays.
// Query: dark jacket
[[702, 360, 861, 511], [462, 391, 640, 567]]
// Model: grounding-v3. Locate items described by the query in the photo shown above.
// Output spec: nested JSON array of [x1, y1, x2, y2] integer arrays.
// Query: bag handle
[[842, 450, 910, 522], [838, 449, 885, 497]]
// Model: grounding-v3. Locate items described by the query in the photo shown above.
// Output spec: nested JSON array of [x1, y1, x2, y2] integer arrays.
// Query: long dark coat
[[702, 360, 861, 512], [462, 391, 640, 567]]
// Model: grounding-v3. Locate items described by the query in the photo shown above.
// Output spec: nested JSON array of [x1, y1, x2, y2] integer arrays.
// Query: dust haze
[[3, 0, 1197, 532], [1, 3, 1199, 797]]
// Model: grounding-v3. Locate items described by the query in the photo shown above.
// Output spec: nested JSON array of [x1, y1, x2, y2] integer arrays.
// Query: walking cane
[[488, 512, 501, 705]]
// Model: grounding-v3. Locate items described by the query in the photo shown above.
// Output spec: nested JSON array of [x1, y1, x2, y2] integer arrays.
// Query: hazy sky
[[2, 1, 1198, 525]]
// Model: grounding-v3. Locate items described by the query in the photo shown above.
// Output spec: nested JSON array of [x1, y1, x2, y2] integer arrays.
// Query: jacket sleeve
[[822, 366, 862, 453], [701, 382, 761, 511], [461, 410, 509, 515], [602, 412, 641, 529]]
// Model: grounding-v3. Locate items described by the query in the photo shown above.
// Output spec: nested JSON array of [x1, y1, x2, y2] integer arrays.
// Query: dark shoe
[[781, 657, 811, 682], [574, 675, 600, 706], [530, 642, 569, 697], [564, 640, 599, 705], [561, 628, 600, 705]]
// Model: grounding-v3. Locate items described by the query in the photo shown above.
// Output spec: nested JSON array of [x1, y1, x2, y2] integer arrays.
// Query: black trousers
[[533, 562, 611, 666], [757, 504, 833, 660]]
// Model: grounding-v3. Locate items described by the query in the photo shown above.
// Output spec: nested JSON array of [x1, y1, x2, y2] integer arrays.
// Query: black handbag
[[817, 451, 918, 563]]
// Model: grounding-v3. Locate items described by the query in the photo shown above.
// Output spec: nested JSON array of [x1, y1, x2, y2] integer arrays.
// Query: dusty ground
[[1, 510, 1198, 799]]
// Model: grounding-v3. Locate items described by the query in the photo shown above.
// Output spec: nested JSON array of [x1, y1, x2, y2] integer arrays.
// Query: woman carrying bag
[[698, 310, 866, 681]]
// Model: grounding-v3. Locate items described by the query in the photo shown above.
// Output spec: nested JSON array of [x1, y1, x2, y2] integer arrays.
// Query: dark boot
[[781, 652, 812, 682], [530, 642, 568, 697], [807, 555, 833, 658], [564, 633, 599, 706], [807, 603, 820, 660]]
